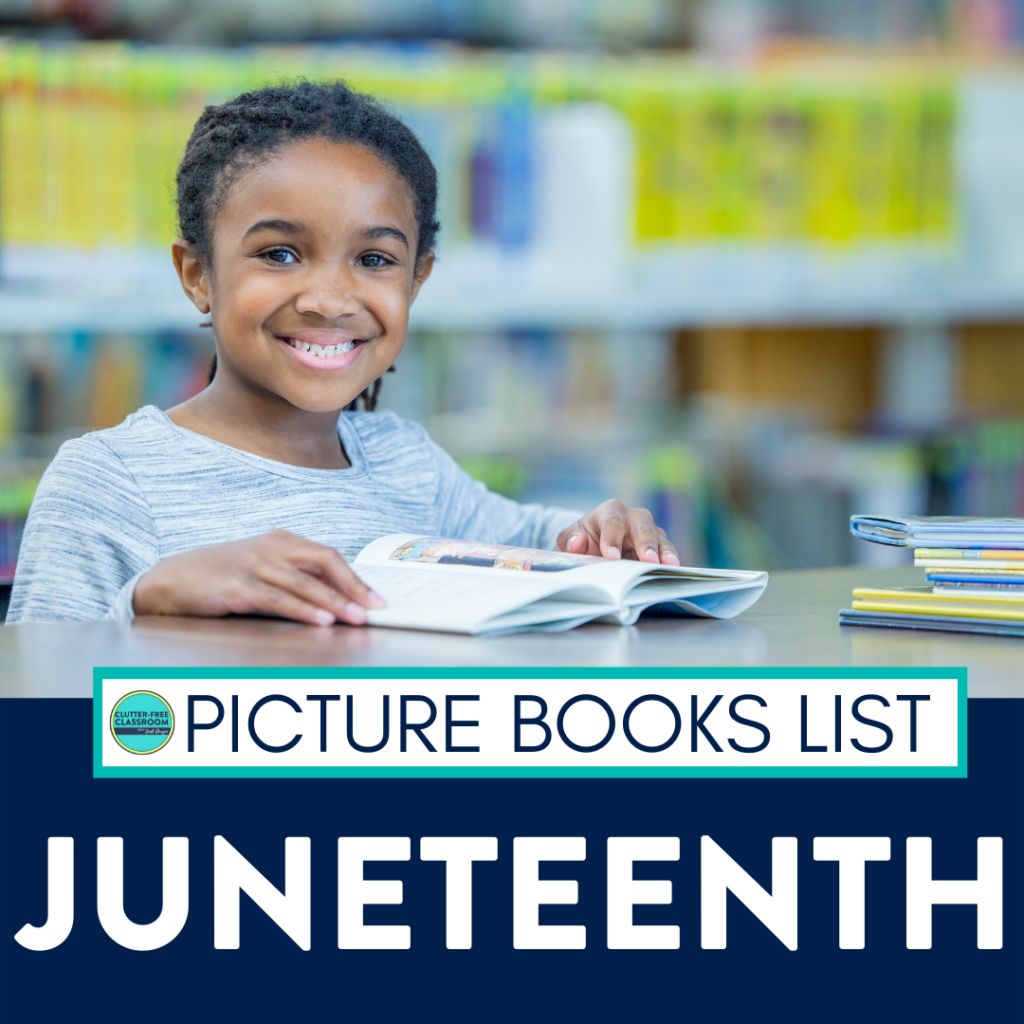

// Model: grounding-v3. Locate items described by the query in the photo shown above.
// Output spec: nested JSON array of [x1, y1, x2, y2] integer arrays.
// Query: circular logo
[[110, 690, 175, 755]]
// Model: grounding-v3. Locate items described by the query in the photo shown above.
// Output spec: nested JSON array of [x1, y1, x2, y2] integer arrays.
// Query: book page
[[353, 563, 619, 633]]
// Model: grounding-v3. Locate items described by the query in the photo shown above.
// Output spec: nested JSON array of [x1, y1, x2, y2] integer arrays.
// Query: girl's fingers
[[566, 530, 587, 554], [560, 504, 678, 563], [597, 503, 629, 559], [657, 530, 681, 566], [558, 521, 597, 555], [263, 565, 370, 625], [625, 509, 662, 564], [246, 580, 356, 627], [557, 522, 580, 552], [280, 535, 385, 609], [560, 506, 680, 565], [314, 548, 385, 608]]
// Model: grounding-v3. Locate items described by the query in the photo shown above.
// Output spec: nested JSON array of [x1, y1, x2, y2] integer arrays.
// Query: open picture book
[[350, 534, 768, 635]]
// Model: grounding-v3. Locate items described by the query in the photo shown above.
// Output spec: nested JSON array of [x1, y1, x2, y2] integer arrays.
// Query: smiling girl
[[7, 81, 679, 626]]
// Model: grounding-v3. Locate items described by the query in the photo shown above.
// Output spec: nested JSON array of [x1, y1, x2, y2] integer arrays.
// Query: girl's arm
[[6, 436, 160, 623], [131, 529, 383, 625], [8, 434, 382, 626]]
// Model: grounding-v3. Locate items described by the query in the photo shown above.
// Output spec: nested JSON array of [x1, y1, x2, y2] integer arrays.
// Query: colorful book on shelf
[[850, 515, 1024, 548], [350, 534, 768, 636]]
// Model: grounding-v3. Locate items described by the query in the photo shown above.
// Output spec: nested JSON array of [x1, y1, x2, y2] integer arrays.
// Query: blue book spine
[[496, 95, 533, 250]]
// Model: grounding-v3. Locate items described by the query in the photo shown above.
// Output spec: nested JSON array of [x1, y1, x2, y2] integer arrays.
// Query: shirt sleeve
[[430, 436, 580, 550], [5, 436, 159, 623]]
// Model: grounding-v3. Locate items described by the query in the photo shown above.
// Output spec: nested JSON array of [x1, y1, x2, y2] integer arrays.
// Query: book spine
[[852, 599, 1024, 621]]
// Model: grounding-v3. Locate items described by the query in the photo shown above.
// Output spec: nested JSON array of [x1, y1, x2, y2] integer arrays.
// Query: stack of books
[[840, 516, 1024, 638]]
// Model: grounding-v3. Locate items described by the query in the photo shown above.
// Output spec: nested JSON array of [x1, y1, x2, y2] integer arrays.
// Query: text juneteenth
[[15, 834, 1000, 952]]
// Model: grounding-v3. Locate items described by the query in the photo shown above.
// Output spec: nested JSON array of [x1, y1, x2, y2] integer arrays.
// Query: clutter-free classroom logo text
[[109, 690, 174, 754]]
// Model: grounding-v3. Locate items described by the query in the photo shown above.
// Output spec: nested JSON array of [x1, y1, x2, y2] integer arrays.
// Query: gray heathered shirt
[[6, 405, 578, 624]]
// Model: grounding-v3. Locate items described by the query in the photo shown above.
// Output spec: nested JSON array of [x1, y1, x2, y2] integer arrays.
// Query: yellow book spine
[[854, 587, 1024, 606], [852, 600, 1024, 621], [915, 548, 1024, 559], [916, 559, 1024, 570], [0, 42, 43, 243]]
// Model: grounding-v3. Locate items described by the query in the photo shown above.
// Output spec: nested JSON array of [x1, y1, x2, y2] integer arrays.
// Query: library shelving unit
[[1, 46, 1022, 329], [1, 43, 1024, 576]]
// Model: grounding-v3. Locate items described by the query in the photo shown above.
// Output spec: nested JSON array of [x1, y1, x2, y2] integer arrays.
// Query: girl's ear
[[172, 239, 212, 315], [409, 251, 435, 305]]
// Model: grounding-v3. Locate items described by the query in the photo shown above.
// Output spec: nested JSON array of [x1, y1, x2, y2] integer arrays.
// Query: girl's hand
[[132, 529, 386, 625], [557, 500, 680, 566]]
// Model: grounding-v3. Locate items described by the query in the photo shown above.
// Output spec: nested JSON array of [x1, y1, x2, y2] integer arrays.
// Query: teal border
[[92, 667, 968, 780]]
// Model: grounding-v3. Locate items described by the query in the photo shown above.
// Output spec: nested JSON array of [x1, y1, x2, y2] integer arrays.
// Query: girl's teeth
[[288, 339, 358, 357]]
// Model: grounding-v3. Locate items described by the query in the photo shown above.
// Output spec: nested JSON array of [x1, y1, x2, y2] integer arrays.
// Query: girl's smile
[[278, 329, 370, 371]]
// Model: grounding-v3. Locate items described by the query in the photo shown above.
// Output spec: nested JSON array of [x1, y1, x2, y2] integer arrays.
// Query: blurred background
[[2, 0, 1024, 596]]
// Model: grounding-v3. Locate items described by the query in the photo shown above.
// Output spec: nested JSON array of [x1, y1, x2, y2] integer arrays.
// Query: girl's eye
[[261, 248, 297, 265], [357, 251, 393, 268]]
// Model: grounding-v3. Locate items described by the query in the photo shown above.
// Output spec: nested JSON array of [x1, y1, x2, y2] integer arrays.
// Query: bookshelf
[[3, 69, 1024, 332], [2, 46, 1023, 331], [1, 43, 1023, 579]]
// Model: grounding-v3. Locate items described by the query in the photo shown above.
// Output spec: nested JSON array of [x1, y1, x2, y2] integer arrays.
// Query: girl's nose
[[293, 267, 362, 319]]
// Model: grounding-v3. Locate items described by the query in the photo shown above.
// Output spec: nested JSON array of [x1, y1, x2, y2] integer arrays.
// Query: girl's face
[[177, 138, 432, 413]]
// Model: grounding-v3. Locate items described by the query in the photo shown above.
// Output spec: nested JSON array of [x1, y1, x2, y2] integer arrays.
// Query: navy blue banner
[[2, 698, 1020, 1022]]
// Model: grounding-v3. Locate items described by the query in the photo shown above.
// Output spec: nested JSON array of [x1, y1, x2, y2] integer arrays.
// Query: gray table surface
[[2, 566, 1021, 698]]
